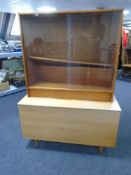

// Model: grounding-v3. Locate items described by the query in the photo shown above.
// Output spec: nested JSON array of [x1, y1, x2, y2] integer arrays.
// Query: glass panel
[[21, 14, 68, 86], [21, 11, 121, 90], [69, 12, 121, 88]]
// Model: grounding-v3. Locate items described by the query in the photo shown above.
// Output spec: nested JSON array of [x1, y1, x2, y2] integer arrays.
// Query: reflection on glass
[[21, 11, 121, 90]]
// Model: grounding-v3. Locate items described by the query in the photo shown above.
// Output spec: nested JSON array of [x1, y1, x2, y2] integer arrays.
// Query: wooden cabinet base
[[18, 96, 121, 148]]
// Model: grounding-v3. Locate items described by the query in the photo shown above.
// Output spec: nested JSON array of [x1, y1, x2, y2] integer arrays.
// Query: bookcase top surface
[[19, 8, 123, 16]]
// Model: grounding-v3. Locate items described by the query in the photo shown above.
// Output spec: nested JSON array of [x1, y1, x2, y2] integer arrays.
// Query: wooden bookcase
[[19, 9, 123, 101]]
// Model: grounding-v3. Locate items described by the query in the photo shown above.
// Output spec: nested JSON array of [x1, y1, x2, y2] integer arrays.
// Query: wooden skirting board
[[18, 95, 121, 148]]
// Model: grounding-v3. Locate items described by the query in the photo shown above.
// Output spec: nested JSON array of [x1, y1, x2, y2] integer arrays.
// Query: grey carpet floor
[[0, 80, 131, 175]]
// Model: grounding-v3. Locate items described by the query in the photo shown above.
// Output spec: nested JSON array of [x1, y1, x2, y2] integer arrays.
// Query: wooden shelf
[[28, 82, 112, 93], [122, 64, 131, 68], [29, 56, 114, 69]]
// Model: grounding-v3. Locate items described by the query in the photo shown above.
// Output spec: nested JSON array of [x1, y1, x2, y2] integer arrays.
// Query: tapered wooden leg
[[98, 146, 104, 153], [122, 72, 125, 78], [33, 139, 39, 146]]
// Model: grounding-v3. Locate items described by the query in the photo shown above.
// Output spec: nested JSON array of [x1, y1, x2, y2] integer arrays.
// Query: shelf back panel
[[29, 63, 113, 88]]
